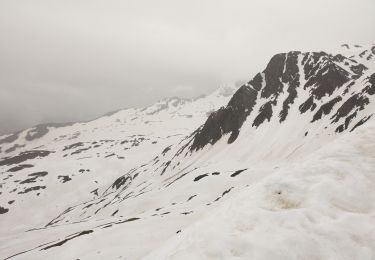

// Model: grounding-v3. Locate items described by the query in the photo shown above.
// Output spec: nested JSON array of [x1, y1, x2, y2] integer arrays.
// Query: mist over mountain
[[1, 0, 375, 135], [2, 0, 375, 259], [1, 43, 375, 259]]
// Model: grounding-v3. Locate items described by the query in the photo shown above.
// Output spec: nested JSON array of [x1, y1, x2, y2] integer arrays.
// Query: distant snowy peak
[[0, 85, 236, 156], [140, 96, 191, 116], [140, 85, 237, 116], [212, 85, 238, 97]]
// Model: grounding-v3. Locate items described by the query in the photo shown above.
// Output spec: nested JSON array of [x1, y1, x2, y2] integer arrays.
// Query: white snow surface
[[144, 120, 375, 260], [1, 46, 375, 260]]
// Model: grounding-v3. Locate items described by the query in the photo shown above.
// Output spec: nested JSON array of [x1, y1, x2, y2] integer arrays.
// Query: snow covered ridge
[[0, 85, 235, 155], [0, 45, 375, 259]]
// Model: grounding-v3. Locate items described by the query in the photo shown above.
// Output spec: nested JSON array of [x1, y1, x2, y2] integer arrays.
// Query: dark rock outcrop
[[7, 164, 34, 172], [0, 150, 51, 166], [311, 96, 342, 122], [0, 206, 9, 214], [190, 84, 258, 151]]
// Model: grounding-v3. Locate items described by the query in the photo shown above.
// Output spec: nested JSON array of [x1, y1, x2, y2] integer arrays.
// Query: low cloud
[[0, 0, 374, 134]]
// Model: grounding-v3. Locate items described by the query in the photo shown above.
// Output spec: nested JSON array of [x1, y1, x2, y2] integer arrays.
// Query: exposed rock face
[[190, 85, 258, 150], [279, 52, 300, 122], [0, 150, 52, 166], [311, 96, 342, 122], [303, 52, 351, 99]]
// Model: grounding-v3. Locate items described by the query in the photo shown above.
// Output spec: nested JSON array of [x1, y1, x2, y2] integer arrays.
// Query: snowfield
[[1, 44, 375, 259], [145, 120, 375, 260]]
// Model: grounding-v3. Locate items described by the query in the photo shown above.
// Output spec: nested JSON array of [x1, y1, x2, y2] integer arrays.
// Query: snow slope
[[0, 45, 374, 260], [0, 86, 235, 231], [145, 119, 375, 260]]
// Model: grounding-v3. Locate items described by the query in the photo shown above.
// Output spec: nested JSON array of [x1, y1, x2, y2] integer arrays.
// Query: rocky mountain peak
[[190, 49, 374, 151]]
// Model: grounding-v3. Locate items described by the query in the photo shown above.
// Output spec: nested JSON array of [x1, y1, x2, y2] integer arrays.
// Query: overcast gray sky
[[0, 0, 374, 135]]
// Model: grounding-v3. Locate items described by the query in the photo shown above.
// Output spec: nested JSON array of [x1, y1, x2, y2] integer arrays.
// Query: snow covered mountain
[[0, 86, 235, 225], [1, 44, 375, 260]]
